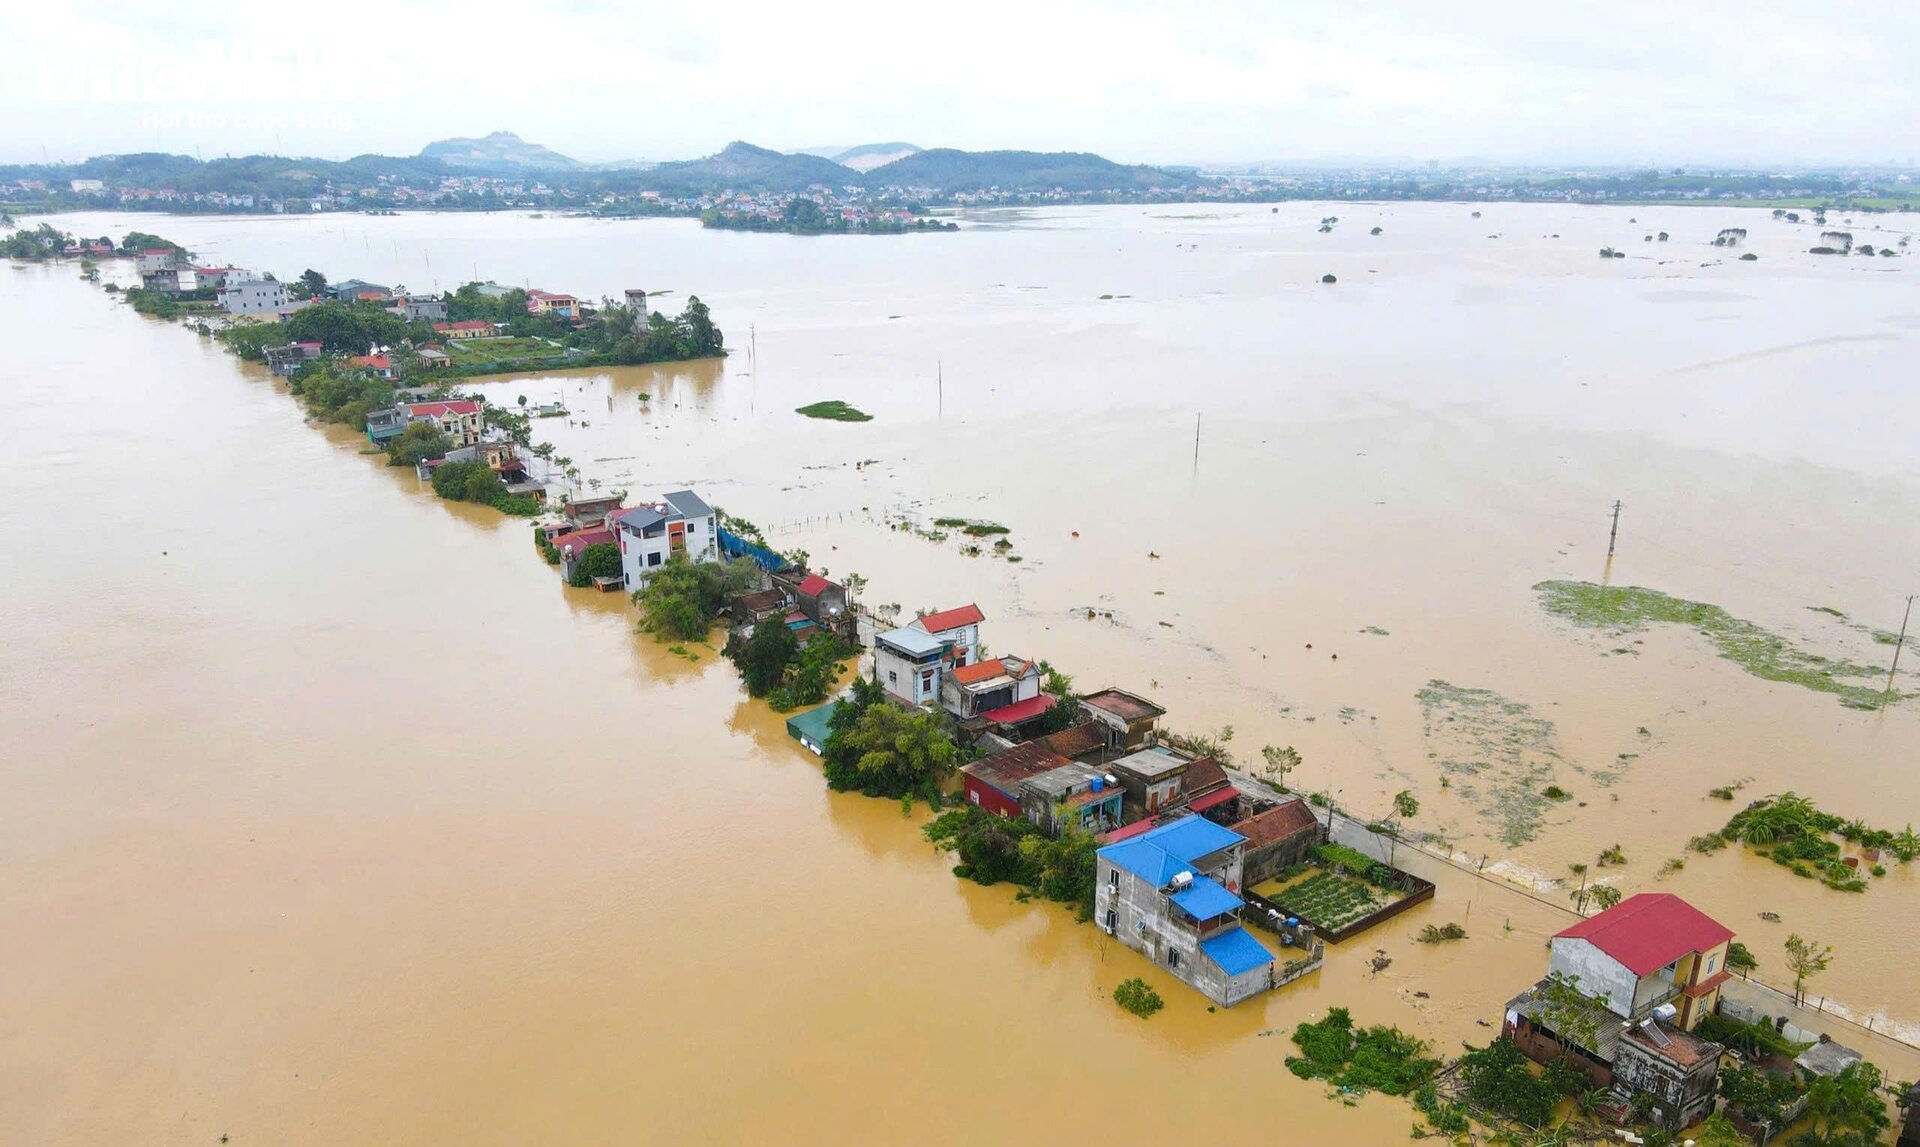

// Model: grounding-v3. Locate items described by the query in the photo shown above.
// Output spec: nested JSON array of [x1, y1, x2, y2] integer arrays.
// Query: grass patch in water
[[1534, 580, 1899, 711], [795, 400, 873, 422], [1415, 680, 1567, 846]]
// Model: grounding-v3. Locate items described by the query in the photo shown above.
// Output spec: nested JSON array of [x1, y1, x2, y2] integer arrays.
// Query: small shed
[[785, 701, 840, 756]]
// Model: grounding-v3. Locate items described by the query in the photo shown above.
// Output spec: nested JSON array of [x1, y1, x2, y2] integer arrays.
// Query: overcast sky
[[5, 0, 1916, 167]]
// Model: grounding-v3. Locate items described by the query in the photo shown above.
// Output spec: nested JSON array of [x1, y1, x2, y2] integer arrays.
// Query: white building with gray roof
[[611, 490, 718, 591]]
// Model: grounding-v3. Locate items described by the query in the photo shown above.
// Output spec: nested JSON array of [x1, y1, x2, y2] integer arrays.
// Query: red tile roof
[[949, 659, 1009, 686], [1183, 755, 1229, 796], [1081, 688, 1165, 722], [1100, 819, 1160, 843], [1231, 800, 1320, 849], [916, 604, 984, 633], [797, 574, 833, 596], [1038, 723, 1104, 759], [1554, 893, 1734, 977], [348, 355, 391, 370], [551, 528, 614, 554], [406, 400, 481, 418], [981, 694, 1056, 726]]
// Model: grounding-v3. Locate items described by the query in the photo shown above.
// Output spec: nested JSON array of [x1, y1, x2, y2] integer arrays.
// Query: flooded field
[[4, 201, 1919, 1143]]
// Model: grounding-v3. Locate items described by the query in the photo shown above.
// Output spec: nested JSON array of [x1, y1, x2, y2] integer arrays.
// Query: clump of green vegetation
[[1534, 580, 1900, 710], [1659, 856, 1686, 877], [1597, 844, 1627, 867], [1696, 1014, 1808, 1058], [1708, 784, 1739, 800], [960, 522, 1009, 537], [931, 517, 968, 528], [1285, 1008, 1440, 1097], [795, 400, 873, 422], [1416, 922, 1467, 943], [1688, 832, 1729, 853], [1359, 625, 1390, 636], [1112, 978, 1164, 1018], [1717, 793, 1915, 892], [1543, 785, 1572, 802], [1412, 1082, 1471, 1137], [1415, 680, 1567, 845], [1455, 1038, 1585, 1128]]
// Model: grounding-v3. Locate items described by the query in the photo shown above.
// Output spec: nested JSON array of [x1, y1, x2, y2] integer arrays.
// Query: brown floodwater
[[5, 203, 1920, 1144]]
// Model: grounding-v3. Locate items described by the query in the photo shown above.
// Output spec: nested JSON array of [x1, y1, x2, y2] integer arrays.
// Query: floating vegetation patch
[[1415, 680, 1567, 846], [1359, 625, 1390, 636], [1534, 581, 1900, 711], [795, 400, 873, 422]]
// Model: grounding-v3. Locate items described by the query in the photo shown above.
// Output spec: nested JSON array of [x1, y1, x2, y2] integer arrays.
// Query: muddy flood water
[[5, 203, 1920, 1144]]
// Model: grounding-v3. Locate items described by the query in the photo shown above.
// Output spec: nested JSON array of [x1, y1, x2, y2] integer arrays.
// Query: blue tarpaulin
[[1200, 927, 1275, 977], [718, 528, 790, 573]]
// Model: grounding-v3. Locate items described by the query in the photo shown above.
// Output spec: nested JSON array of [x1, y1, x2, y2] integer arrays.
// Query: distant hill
[[420, 131, 582, 171], [648, 141, 854, 192], [826, 142, 923, 173], [863, 148, 1204, 193]]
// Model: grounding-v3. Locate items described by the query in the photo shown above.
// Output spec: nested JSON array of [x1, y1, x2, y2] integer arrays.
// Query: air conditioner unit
[[1169, 871, 1194, 891]]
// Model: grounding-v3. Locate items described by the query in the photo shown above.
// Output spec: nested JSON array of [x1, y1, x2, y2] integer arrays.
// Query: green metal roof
[[785, 701, 839, 746]]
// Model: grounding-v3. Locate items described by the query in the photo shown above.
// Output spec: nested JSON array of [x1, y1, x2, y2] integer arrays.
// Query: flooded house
[[1080, 688, 1166, 752], [960, 743, 1123, 834], [874, 624, 950, 707], [791, 573, 846, 628], [1094, 815, 1277, 1007], [563, 493, 625, 529], [784, 700, 838, 756], [1231, 798, 1322, 883], [1503, 893, 1732, 1125], [550, 526, 615, 581], [940, 656, 1044, 722], [610, 490, 718, 591], [730, 587, 791, 632], [910, 604, 984, 667]]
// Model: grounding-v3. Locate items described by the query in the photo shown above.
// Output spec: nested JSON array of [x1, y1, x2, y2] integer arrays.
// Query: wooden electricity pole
[[1607, 500, 1623, 557]]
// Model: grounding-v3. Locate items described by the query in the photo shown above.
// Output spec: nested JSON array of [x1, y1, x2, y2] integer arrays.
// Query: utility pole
[[1193, 413, 1202, 470], [1887, 594, 1916, 695], [1607, 500, 1623, 557]]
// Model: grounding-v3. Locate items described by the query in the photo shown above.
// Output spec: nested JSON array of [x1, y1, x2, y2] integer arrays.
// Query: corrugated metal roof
[[876, 625, 945, 656], [1170, 875, 1242, 920], [1098, 814, 1246, 885], [664, 489, 712, 519], [1200, 927, 1274, 977], [1554, 893, 1734, 977], [981, 695, 1055, 725], [914, 604, 984, 633], [785, 701, 838, 746]]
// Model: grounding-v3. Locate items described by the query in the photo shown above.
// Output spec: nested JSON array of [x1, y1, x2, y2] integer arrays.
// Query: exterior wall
[[615, 512, 717, 591], [1674, 940, 1729, 1029], [1242, 827, 1320, 885], [963, 776, 1022, 818], [1093, 843, 1259, 1006], [798, 585, 847, 625], [1549, 938, 1640, 1019], [875, 644, 940, 706], [918, 620, 979, 664], [1503, 1016, 1613, 1088], [1611, 1039, 1720, 1129]]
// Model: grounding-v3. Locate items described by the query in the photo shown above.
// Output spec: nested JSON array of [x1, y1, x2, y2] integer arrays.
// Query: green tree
[[386, 421, 452, 467], [734, 616, 798, 697], [1587, 884, 1624, 912], [924, 805, 1038, 885], [1805, 1060, 1889, 1141], [1018, 824, 1101, 919], [430, 459, 507, 505], [680, 295, 723, 357], [1784, 932, 1834, 1004], [1535, 971, 1602, 1055], [770, 635, 852, 711], [568, 542, 623, 588], [285, 300, 406, 354], [294, 268, 328, 299], [1726, 941, 1758, 975], [823, 688, 959, 800], [1261, 745, 1302, 789]]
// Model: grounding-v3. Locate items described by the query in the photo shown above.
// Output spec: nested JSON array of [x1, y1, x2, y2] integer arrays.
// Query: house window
[[1706, 953, 1717, 974], [968, 790, 979, 805], [1169, 950, 1180, 970], [1105, 909, 1117, 932], [1108, 869, 1119, 890], [888, 671, 898, 684], [647, 552, 663, 567]]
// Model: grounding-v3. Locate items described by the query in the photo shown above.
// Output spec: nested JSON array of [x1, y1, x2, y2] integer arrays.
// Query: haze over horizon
[[5, 0, 1918, 169]]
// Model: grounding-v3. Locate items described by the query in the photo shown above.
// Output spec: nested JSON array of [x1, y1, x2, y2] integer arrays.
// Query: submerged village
[[14, 222, 1920, 1147]]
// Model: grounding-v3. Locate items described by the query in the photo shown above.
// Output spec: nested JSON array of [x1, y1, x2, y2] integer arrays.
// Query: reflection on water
[[5, 203, 1920, 1143]]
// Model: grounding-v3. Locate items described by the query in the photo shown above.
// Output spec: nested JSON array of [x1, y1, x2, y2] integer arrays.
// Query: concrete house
[[1106, 745, 1191, 817], [1503, 894, 1733, 1122], [551, 527, 616, 581], [1094, 816, 1275, 1007], [940, 656, 1043, 721], [1019, 761, 1124, 836], [434, 320, 493, 340], [874, 624, 949, 707], [406, 400, 485, 446], [1080, 688, 1166, 752], [526, 289, 578, 317], [328, 279, 390, 303], [399, 295, 447, 322], [911, 605, 984, 667], [611, 490, 718, 591], [348, 354, 396, 380], [1232, 798, 1322, 883], [792, 573, 847, 627], [219, 279, 288, 314], [962, 743, 1070, 818], [564, 493, 625, 529]]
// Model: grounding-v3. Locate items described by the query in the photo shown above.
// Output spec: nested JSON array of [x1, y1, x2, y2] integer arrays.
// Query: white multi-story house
[[612, 491, 718, 590], [872, 603, 987, 707], [218, 279, 288, 314], [1094, 815, 1277, 1007], [911, 604, 983, 666]]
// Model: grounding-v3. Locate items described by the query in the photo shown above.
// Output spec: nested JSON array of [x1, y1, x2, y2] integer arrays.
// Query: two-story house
[[1094, 816, 1277, 1007], [911, 605, 983, 666], [402, 400, 484, 445], [611, 490, 718, 591], [526, 289, 579, 318], [874, 624, 950, 706], [1503, 893, 1733, 1126], [1080, 688, 1166, 752], [940, 656, 1043, 721]]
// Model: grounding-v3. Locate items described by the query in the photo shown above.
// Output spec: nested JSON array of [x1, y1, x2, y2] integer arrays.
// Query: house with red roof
[[790, 572, 846, 628], [348, 354, 395, 380], [909, 603, 984, 666], [939, 655, 1044, 722], [433, 320, 493, 340], [403, 399, 483, 445], [526, 289, 578, 318], [1503, 893, 1733, 1125]]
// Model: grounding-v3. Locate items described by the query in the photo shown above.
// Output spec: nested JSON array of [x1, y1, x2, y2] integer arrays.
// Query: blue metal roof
[[1200, 927, 1275, 977], [1170, 876, 1242, 920], [1097, 814, 1246, 886]]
